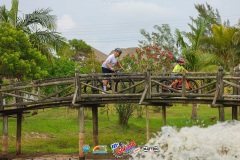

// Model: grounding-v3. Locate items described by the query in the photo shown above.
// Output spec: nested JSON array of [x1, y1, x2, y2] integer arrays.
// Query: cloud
[[57, 14, 76, 31], [110, 1, 178, 18]]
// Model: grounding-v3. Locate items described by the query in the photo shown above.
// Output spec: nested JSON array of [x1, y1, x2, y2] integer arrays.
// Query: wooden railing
[[0, 67, 240, 114]]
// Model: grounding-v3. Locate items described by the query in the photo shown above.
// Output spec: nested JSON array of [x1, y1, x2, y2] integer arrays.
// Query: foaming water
[[131, 121, 240, 160]]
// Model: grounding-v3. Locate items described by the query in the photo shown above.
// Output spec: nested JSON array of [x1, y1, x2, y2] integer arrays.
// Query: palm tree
[[175, 17, 215, 71], [201, 24, 240, 71], [0, 0, 69, 62]]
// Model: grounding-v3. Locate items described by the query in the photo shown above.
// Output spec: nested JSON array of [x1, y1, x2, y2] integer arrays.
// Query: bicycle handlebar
[[114, 68, 123, 73]]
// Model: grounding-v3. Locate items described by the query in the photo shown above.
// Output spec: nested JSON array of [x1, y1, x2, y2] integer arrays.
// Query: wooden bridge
[[1, 66, 240, 159]]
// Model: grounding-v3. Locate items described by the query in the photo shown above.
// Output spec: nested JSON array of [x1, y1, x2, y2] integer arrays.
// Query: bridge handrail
[[0, 68, 240, 114]]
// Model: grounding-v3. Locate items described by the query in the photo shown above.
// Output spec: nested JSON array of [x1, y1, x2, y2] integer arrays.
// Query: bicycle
[[157, 74, 199, 93], [83, 70, 136, 94]]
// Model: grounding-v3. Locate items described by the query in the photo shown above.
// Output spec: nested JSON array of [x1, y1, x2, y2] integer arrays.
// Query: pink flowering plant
[[120, 45, 174, 72]]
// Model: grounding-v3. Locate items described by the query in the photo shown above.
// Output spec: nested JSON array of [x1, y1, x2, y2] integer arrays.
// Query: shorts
[[102, 67, 114, 79], [102, 67, 114, 73], [171, 73, 181, 81]]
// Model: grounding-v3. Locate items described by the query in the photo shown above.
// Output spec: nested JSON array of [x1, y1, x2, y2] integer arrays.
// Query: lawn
[[0, 103, 234, 154]]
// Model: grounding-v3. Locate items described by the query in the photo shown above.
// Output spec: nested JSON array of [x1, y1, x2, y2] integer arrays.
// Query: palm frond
[[29, 30, 68, 58], [9, 0, 19, 27], [23, 8, 57, 31], [0, 6, 10, 23], [175, 29, 187, 49]]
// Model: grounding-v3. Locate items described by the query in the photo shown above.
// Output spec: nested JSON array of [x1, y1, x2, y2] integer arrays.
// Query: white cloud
[[109, 1, 174, 19], [57, 14, 76, 31]]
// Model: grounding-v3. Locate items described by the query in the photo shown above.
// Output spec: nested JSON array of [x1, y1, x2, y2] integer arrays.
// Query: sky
[[1, 0, 240, 55]]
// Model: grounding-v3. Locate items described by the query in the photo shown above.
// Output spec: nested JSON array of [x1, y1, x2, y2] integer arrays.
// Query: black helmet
[[115, 48, 122, 54]]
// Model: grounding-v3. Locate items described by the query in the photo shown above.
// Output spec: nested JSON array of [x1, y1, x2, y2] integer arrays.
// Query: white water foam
[[131, 120, 240, 160]]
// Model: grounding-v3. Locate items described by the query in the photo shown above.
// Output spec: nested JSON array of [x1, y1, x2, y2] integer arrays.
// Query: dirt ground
[[2, 153, 79, 160], [2, 153, 131, 160]]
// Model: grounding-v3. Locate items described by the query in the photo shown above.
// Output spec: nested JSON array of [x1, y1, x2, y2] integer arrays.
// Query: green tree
[[139, 24, 178, 57], [115, 103, 135, 125], [0, 23, 48, 81], [0, 0, 69, 62], [68, 39, 93, 62], [45, 58, 77, 78]]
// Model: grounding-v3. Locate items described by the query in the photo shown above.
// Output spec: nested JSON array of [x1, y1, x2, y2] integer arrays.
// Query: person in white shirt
[[101, 48, 124, 92]]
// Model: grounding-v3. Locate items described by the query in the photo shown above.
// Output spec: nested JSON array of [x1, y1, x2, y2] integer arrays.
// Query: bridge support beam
[[78, 107, 85, 159], [232, 68, 239, 120], [146, 105, 149, 142], [217, 67, 225, 122], [16, 113, 22, 155], [191, 103, 198, 120], [92, 107, 98, 146], [2, 115, 8, 158], [232, 107, 238, 120], [162, 106, 166, 126], [218, 106, 225, 122]]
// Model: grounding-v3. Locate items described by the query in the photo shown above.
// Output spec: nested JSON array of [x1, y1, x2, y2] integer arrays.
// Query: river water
[[131, 120, 240, 160]]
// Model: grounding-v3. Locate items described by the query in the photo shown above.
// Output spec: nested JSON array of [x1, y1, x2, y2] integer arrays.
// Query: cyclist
[[169, 57, 188, 89], [101, 48, 124, 93]]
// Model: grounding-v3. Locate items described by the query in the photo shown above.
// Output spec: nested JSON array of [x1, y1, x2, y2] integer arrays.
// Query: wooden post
[[146, 67, 151, 99], [2, 115, 8, 158], [218, 67, 224, 99], [191, 103, 197, 120], [0, 85, 8, 158], [31, 83, 40, 115], [146, 105, 149, 142], [91, 68, 99, 146], [79, 107, 85, 159], [92, 107, 98, 146], [111, 71, 115, 94], [182, 72, 186, 97], [232, 66, 240, 120], [217, 66, 225, 121], [75, 69, 85, 159], [145, 67, 151, 141], [91, 68, 97, 94], [0, 87, 3, 111], [219, 106, 224, 121], [232, 107, 238, 120], [38, 86, 42, 112], [237, 66, 240, 117], [16, 113, 22, 155], [162, 106, 166, 126], [15, 81, 23, 155], [55, 85, 59, 98], [75, 69, 81, 101]]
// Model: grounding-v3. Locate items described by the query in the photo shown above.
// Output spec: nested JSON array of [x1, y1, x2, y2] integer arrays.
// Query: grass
[[0, 104, 234, 154]]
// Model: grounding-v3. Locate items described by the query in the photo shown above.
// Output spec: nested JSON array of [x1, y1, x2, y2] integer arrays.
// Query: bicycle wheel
[[157, 80, 172, 93], [83, 80, 102, 94], [115, 79, 135, 93], [187, 79, 198, 93]]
